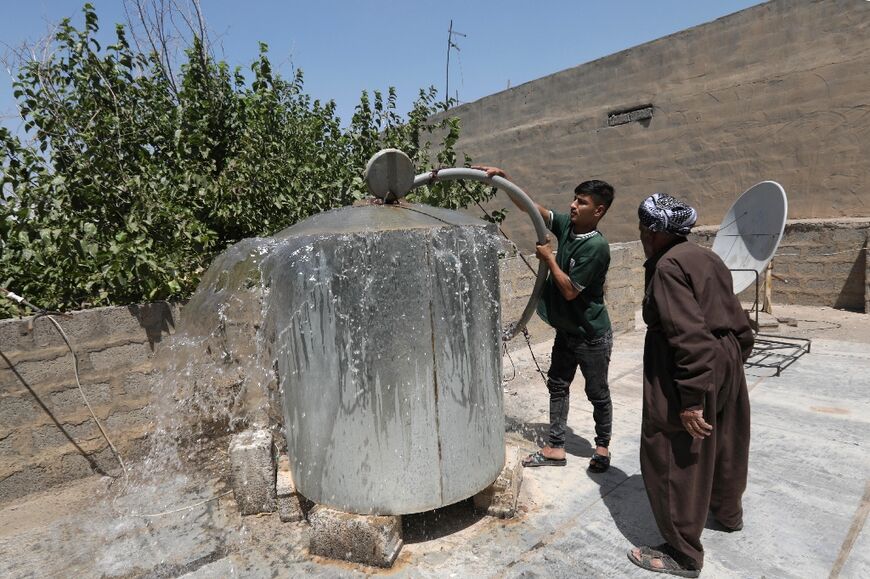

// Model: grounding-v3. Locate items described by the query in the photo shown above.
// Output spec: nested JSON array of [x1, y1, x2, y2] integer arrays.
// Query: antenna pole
[[446, 19, 452, 108], [445, 20, 466, 108]]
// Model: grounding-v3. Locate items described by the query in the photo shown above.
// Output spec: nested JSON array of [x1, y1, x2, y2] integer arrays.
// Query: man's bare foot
[[631, 547, 667, 571], [539, 445, 565, 460], [522, 445, 567, 467], [594, 445, 609, 458]]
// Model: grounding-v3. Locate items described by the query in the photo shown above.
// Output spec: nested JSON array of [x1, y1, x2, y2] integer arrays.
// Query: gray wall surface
[[442, 0, 870, 248], [0, 249, 646, 504], [0, 304, 179, 504]]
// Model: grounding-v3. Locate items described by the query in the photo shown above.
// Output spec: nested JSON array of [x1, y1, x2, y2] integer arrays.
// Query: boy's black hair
[[574, 180, 614, 211]]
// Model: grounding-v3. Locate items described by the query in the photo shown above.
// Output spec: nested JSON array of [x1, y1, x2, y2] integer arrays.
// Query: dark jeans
[[547, 329, 613, 449]]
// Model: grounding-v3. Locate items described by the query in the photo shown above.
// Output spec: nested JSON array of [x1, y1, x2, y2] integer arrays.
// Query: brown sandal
[[627, 545, 700, 577]]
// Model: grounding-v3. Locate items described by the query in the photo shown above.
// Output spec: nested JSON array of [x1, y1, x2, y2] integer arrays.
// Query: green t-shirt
[[536, 211, 611, 339]]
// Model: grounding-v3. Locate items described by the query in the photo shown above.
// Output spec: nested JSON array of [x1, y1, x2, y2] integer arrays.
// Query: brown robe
[[641, 238, 754, 570]]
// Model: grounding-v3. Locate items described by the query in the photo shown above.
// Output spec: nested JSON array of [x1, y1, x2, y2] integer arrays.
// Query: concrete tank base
[[306, 440, 523, 569], [473, 443, 524, 519], [308, 506, 403, 568], [228, 430, 276, 516]]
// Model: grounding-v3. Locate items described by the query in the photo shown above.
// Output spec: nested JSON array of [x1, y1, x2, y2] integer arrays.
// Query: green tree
[[0, 4, 498, 318]]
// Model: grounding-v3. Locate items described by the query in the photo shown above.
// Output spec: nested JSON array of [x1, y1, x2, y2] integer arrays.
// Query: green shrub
[[0, 4, 498, 318]]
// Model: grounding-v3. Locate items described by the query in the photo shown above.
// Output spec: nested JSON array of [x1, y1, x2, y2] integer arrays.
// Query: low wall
[[1, 245, 646, 504], [499, 249, 554, 347], [2, 220, 863, 504], [502, 217, 869, 352], [607, 241, 646, 331], [693, 218, 870, 313], [0, 304, 179, 504], [500, 240, 645, 347]]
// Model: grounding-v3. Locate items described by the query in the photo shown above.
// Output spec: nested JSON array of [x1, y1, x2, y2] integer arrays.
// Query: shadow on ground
[[402, 499, 485, 544], [586, 466, 662, 549], [505, 418, 595, 458]]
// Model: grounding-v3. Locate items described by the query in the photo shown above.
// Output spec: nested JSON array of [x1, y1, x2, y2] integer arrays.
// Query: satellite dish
[[711, 181, 788, 294]]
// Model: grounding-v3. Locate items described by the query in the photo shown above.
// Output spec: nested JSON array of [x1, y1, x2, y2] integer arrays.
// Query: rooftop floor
[[0, 304, 867, 578]]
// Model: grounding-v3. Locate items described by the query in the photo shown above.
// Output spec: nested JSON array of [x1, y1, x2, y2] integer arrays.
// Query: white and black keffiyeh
[[638, 193, 697, 236]]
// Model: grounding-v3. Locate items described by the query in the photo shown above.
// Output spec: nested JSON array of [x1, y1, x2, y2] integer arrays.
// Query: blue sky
[[0, 1, 762, 128]]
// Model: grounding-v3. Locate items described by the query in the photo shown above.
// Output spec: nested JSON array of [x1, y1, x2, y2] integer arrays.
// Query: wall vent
[[607, 104, 653, 127]]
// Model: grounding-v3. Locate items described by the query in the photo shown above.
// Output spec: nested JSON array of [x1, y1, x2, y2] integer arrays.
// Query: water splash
[[115, 203, 505, 519]]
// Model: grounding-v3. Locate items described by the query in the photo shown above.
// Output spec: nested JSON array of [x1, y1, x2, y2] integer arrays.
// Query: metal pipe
[[411, 168, 549, 340]]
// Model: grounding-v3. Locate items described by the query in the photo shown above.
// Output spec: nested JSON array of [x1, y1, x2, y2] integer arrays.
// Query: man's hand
[[680, 408, 713, 439], [471, 167, 551, 222], [535, 235, 555, 263], [472, 165, 507, 179]]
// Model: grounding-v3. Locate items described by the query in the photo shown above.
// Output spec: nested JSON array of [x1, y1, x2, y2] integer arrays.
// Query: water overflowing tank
[[265, 202, 505, 515]]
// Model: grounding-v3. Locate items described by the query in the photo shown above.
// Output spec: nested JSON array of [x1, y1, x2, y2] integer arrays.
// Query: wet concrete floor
[[0, 305, 867, 578]]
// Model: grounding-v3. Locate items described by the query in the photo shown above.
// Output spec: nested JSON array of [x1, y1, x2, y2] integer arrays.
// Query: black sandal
[[521, 450, 567, 467], [627, 545, 700, 578], [588, 452, 611, 473]]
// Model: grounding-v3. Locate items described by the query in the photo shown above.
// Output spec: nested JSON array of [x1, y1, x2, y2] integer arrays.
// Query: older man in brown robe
[[628, 193, 754, 578]]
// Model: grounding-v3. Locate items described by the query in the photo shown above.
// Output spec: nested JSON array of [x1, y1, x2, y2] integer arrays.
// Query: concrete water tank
[[265, 202, 505, 515]]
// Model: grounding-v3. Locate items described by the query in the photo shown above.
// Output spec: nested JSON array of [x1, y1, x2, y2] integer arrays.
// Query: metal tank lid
[[273, 149, 489, 239]]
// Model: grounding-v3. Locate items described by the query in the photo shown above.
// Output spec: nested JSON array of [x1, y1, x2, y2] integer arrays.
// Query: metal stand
[[748, 335, 811, 377], [730, 268, 811, 377]]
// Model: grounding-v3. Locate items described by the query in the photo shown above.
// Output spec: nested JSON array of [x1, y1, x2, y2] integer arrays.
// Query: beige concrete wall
[[500, 240, 645, 348], [499, 217, 867, 357], [499, 250, 554, 347], [866, 235, 870, 315], [0, 304, 179, 504], [501, 217, 867, 355], [443, 0, 870, 249], [693, 218, 870, 312], [606, 241, 646, 332]]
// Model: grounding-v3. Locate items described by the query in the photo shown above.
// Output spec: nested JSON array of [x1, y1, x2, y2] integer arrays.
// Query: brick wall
[[500, 218, 869, 353], [606, 241, 645, 331], [1, 243, 648, 504], [499, 240, 644, 347], [0, 303, 179, 504], [866, 237, 870, 315], [693, 218, 870, 313], [499, 249, 554, 347]]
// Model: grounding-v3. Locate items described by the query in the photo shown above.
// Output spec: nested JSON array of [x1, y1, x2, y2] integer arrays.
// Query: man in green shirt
[[480, 168, 615, 472]]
